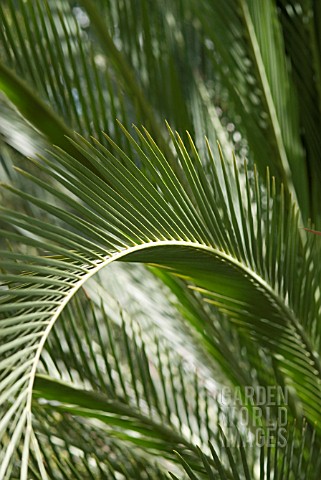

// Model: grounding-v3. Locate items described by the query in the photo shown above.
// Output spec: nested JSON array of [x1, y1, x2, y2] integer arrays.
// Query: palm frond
[[189, 0, 311, 219], [173, 423, 321, 480], [1, 125, 321, 476], [30, 408, 173, 480], [0, 0, 132, 156], [31, 292, 220, 477], [276, 0, 321, 224], [1, 1, 321, 478], [0, 0, 232, 170]]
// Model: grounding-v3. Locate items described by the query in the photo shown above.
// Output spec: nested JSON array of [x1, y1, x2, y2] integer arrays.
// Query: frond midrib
[[24, 238, 321, 413]]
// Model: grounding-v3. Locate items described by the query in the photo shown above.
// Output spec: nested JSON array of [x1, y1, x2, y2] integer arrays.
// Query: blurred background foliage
[[1, 0, 321, 479]]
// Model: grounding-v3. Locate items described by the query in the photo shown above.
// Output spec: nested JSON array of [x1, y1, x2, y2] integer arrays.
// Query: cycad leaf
[[29, 408, 173, 480], [277, 0, 321, 224], [0, 0, 133, 156], [172, 423, 321, 480], [31, 291, 227, 477], [1, 126, 321, 477], [193, 0, 309, 219]]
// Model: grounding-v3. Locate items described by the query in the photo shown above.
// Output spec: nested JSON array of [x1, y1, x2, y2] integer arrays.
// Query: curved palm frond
[[1, 125, 321, 477], [1, 1, 321, 478]]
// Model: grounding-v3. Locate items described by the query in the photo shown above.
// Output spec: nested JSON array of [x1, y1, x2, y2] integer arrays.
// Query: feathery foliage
[[1, 1, 321, 479]]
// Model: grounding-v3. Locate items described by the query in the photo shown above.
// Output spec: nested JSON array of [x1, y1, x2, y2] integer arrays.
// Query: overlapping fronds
[[31, 292, 225, 478], [30, 410, 173, 480], [1, 0, 321, 478], [0, 0, 133, 157], [173, 423, 321, 480], [192, 0, 309, 219], [28, 291, 321, 479], [1, 125, 321, 477], [1, 0, 321, 221]]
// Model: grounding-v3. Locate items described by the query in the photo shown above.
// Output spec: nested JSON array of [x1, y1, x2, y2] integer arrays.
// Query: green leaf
[[1, 126, 321, 477]]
